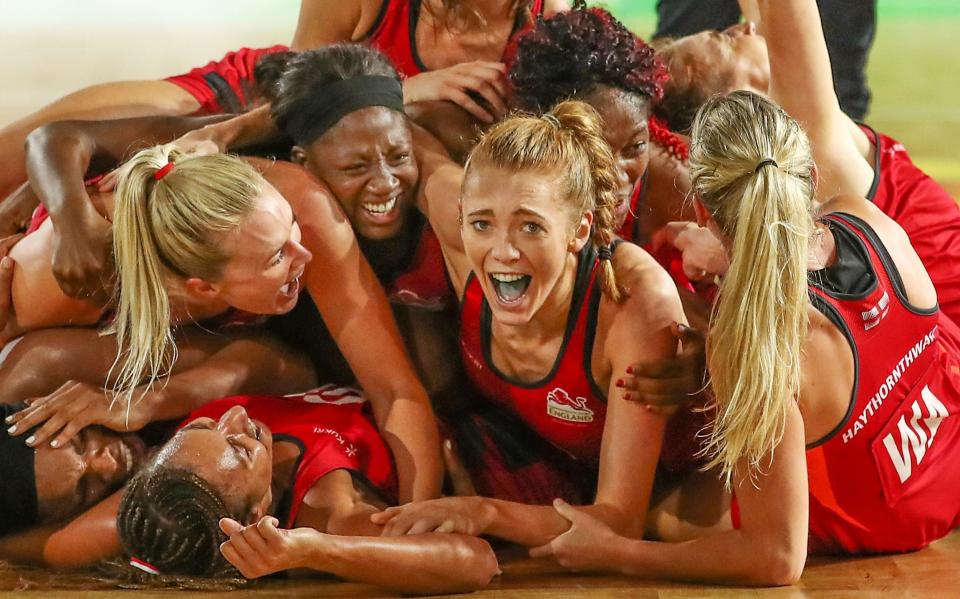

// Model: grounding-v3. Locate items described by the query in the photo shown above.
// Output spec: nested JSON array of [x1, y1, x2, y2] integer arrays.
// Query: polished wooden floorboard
[[2, 531, 957, 597]]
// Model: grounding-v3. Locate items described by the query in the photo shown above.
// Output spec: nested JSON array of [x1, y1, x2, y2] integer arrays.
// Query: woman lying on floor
[[0, 392, 497, 595]]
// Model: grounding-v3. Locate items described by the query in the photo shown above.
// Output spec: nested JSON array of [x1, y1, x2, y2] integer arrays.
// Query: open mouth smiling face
[[461, 166, 590, 326]]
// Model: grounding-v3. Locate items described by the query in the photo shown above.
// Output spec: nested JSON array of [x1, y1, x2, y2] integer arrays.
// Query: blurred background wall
[[1, 0, 956, 191]]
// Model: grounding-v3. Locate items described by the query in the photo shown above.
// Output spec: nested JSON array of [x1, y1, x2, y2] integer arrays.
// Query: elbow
[[752, 542, 806, 586], [25, 121, 71, 156], [447, 536, 500, 592]]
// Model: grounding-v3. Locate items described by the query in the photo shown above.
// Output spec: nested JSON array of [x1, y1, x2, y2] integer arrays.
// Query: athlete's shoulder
[[609, 241, 683, 319]]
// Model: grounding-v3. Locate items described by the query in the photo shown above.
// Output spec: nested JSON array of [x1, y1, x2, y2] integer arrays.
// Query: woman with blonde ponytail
[[6, 122, 444, 504], [372, 99, 688, 550], [523, 91, 960, 585]]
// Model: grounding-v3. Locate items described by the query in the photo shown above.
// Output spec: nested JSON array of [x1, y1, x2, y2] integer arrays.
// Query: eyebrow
[[267, 212, 298, 264]]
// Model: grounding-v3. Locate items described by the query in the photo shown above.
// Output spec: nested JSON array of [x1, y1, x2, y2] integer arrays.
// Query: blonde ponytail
[[109, 146, 263, 411], [689, 91, 816, 485], [464, 99, 626, 302]]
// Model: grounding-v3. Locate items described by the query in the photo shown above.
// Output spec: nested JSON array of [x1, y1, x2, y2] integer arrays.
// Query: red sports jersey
[[183, 386, 397, 527], [166, 45, 289, 115], [388, 223, 454, 309], [364, 0, 545, 78], [805, 212, 960, 554], [861, 124, 960, 324], [459, 246, 607, 464], [459, 244, 701, 473]]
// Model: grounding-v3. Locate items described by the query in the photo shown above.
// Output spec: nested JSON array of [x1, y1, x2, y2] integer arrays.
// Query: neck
[[268, 440, 302, 513]]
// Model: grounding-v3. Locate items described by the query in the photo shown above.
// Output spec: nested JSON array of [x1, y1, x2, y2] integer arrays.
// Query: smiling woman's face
[[34, 427, 147, 523], [157, 405, 275, 519], [295, 107, 420, 242]]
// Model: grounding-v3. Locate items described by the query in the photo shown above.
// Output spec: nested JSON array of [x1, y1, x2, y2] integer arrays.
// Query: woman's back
[[798, 195, 960, 553]]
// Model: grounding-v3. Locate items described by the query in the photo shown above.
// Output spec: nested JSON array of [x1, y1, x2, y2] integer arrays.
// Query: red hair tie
[[154, 162, 175, 181], [129, 556, 160, 575]]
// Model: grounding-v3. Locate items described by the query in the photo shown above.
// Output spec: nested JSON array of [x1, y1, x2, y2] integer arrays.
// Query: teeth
[[280, 276, 300, 296], [363, 197, 397, 214], [491, 273, 526, 283]]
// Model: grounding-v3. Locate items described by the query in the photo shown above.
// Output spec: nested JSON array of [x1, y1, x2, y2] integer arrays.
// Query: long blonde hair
[[690, 91, 816, 485], [464, 100, 625, 302], [108, 146, 262, 410]]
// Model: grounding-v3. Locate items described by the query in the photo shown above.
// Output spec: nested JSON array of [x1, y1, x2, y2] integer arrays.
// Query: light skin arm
[[533, 401, 809, 586], [220, 470, 498, 594], [0, 490, 121, 569], [285, 165, 441, 503], [758, 0, 874, 198]]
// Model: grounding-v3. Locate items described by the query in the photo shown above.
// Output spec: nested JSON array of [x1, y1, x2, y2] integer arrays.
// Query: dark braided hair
[[117, 466, 241, 578]]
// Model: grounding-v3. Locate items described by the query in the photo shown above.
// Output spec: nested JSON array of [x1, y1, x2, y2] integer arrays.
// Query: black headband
[[282, 75, 405, 146], [0, 403, 38, 535]]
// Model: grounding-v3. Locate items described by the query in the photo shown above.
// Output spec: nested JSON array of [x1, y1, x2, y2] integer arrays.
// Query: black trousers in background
[[654, 0, 876, 120]]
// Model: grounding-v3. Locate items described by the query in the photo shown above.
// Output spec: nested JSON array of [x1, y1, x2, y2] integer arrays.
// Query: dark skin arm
[[6, 328, 318, 448], [219, 470, 498, 594], [0, 491, 122, 568], [23, 115, 228, 301]]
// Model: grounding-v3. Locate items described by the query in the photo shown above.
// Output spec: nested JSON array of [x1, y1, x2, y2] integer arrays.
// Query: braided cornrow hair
[[117, 466, 242, 580]]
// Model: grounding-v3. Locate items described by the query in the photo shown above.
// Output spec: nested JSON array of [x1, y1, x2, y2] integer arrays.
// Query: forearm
[[378, 390, 442, 502], [24, 123, 97, 224], [306, 531, 498, 594], [202, 105, 282, 151], [140, 334, 317, 423], [613, 529, 805, 587], [484, 498, 630, 548]]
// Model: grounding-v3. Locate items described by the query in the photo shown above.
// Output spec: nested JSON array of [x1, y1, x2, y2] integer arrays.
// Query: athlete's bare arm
[[283, 160, 442, 503], [24, 116, 226, 300], [220, 469, 498, 593], [0, 491, 122, 568], [759, 0, 874, 199]]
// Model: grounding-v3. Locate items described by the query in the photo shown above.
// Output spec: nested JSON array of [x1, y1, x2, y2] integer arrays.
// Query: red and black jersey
[[165, 45, 289, 115], [805, 212, 960, 554], [860, 124, 960, 324], [387, 223, 454, 310], [364, 0, 545, 78], [183, 386, 397, 527], [459, 245, 607, 464]]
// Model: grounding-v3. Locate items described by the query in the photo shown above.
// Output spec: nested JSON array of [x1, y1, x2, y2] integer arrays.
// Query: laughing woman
[[371, 100, 686, 545]]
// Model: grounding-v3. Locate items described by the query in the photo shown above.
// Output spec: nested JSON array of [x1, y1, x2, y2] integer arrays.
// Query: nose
[[367, 162, 400, 197], [86, 444, 120, 480], [616, 161, 633, 197], [290, 239, 313, 267], [218, 405, 251, 435], [490, 232, 521, 264], [724, 21, 756, 37]]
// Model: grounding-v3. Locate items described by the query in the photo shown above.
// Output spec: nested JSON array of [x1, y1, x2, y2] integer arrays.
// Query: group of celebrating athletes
[[0, 0, 958, 592]]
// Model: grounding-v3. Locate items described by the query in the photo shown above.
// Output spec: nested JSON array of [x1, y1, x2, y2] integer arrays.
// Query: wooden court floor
[[1, 530, 957, 598]]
